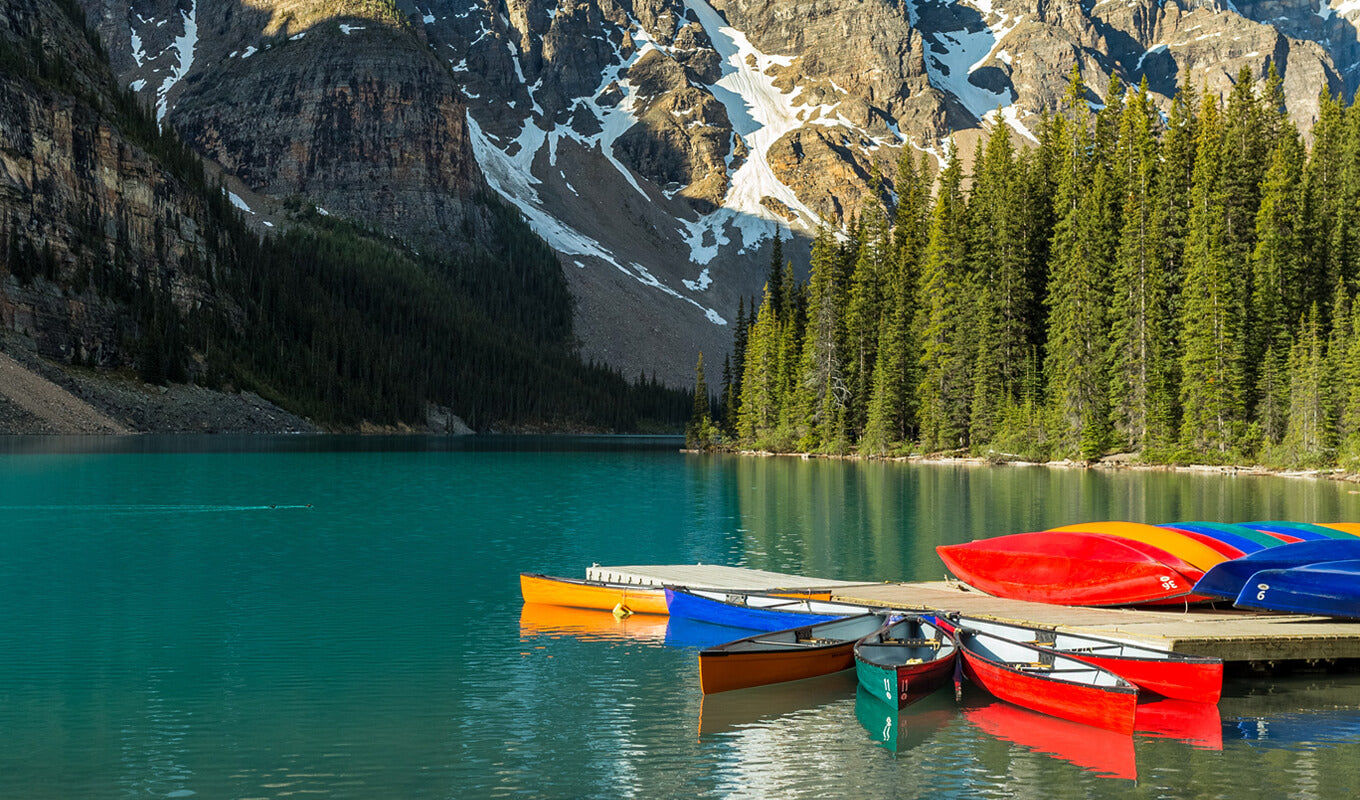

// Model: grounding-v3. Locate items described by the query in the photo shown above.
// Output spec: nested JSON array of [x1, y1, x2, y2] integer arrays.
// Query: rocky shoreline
[[0, 337, 316, 436]]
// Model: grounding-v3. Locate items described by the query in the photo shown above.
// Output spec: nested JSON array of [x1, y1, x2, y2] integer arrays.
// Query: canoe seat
[[881, 638, 939, 646], [1010, 662, 1052, 671]]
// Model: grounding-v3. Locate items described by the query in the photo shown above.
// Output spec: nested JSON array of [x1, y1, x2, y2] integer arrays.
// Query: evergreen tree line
[[1, 14, 691, 432], [699, 65, 1360, 469]]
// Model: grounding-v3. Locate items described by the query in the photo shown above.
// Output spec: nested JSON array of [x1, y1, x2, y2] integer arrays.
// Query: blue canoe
[[1233, 559, 1360, 618], [1194, 540, 1360, 601], [1160, 522, 1279, 555], [664, 587, 869, 631]]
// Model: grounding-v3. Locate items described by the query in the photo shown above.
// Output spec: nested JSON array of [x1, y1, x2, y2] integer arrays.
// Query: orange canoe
[[519, 573, 670, 615], [1047, 521, 1230, 572], [698, 613, 886, 694]]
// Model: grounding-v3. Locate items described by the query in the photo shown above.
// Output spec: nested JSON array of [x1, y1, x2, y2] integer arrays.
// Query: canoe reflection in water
[[697, 670, 857, 737], [854, 685, 956, 754], [518, 603, 669, 642]]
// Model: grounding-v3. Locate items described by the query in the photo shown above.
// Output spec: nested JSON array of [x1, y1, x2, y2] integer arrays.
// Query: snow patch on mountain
[[468, 113, 727, 326], [681, 0, 822, 261], [155, 1, 197, 124]]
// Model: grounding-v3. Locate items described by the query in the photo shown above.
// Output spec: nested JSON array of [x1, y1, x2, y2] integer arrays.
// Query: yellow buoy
[[612, 602, 633, 619]]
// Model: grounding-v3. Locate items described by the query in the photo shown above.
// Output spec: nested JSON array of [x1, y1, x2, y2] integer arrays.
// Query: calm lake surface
[[2, 435, 1359, 798]]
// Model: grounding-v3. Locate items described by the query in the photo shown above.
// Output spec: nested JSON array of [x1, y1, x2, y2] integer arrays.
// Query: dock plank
[[585, 564, 878, 591]]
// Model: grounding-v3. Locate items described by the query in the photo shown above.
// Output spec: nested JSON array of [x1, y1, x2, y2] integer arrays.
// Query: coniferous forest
[[693, 65, 1360, 471]]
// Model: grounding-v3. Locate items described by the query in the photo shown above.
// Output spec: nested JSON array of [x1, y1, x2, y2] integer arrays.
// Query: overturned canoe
[[1194, 540, 1360, 602], [1233, 559, 1360, 619], [698, 613, 886, 694], [854, 615, 957, 709], [936, 531, 1196, 606], [1046, 521, 1229, 572]]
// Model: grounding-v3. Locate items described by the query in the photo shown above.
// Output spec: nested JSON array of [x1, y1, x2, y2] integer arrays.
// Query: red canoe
[[939, 614, 1223, 703], [954, 625, 1140, 734], [937, 531, 1197, 606]]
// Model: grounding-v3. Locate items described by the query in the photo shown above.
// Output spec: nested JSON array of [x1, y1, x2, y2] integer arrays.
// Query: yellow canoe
[[1047, 521, 1230, 571], [519, 572, 671, 615]]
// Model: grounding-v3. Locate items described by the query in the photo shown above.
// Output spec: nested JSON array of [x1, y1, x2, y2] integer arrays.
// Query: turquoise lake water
[[1, 435, 1359, 798]]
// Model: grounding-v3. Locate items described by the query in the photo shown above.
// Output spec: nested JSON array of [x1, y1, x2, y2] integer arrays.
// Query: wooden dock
[[585, 564, 879, 591], [591, 564, 1360, 666]]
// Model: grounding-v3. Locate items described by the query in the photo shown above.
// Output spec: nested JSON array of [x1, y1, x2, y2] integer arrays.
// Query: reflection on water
[[519, 603, 670, 642]]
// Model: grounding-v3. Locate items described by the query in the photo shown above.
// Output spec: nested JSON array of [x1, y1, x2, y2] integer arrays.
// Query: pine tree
[[862, 151, 930, 454], [1251, 127, 1307, 443], [1144, 80, 1198, 452], [790, 229, 848, 450], [1179, 93, 1246, 456], [737, 285, 782, 444], [1282, 304, 1332, 465], [968, 121, 1029, 445], [1045, 66, 1113, 458], [1108, 79, 1169, 452], [1302, 90, 1346, 315], [844, 175, 892, 440], [916, 140, 973, 452], [686, 351, 714, 449]]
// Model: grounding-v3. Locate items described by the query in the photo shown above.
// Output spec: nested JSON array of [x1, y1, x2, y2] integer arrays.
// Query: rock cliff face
[[69, 0, 1360, 386], [1, 0, 222, 367]]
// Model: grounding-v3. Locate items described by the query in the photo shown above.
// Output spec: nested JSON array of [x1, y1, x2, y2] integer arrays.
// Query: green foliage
[[718, 62, 1360, 472]]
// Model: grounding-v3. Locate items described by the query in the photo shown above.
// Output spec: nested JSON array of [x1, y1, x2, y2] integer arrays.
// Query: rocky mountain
[[73, 0, 1360, 386]]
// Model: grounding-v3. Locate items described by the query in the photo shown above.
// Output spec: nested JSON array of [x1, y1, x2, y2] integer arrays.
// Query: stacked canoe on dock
[[937, 520, 1360, 617]]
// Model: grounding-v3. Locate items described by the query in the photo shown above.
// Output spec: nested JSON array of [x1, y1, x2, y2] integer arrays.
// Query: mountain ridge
[[57, 0, 1360, 388]]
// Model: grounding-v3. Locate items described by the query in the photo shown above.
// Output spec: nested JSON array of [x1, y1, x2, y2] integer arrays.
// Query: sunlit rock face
[[78, 0, 1354, 385]]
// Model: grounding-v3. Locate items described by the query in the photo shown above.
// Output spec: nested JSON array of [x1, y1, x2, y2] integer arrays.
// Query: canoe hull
[[937, 531, 1194, 606], [1233, 559, 1360, 618], [1194, 540, 1360, 601], [519, 573, 669, 615]]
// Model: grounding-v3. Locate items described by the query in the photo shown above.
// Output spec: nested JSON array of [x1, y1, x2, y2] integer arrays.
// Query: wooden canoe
[[938, 614, 1222, 703], [936, 531, 1196, 606], [698, 613, 886, 694], [953, 624, 1140, 734], [853, 615, 957, 708], [519, 572, 671, 614], [1194, 540, 1360, 601], [666, 587, 870, 631], [1233, 559, 1360, 618]]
